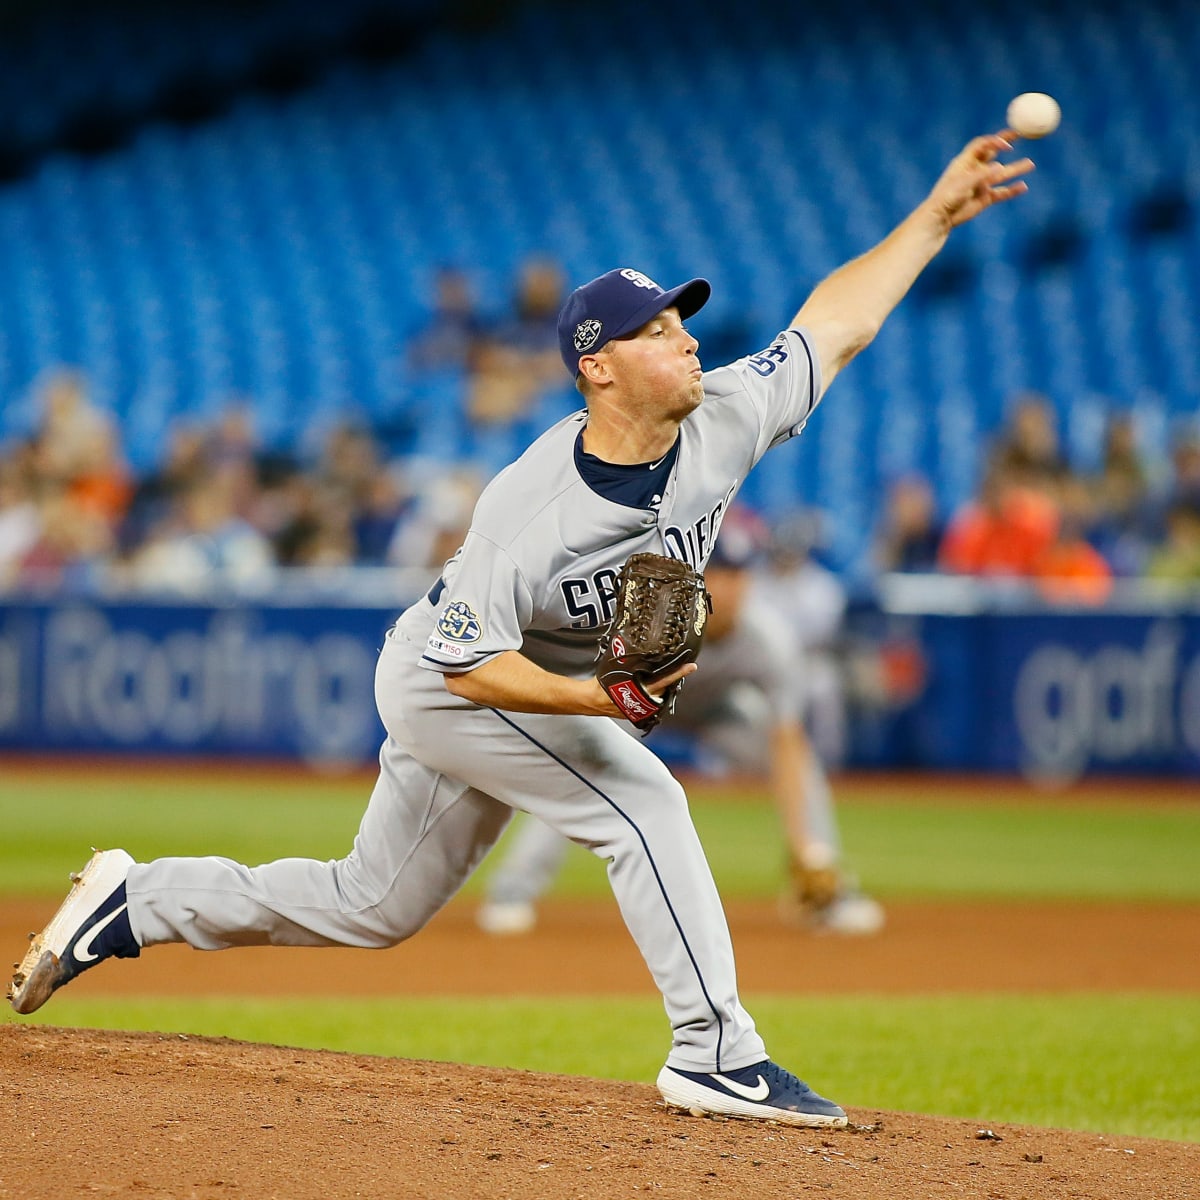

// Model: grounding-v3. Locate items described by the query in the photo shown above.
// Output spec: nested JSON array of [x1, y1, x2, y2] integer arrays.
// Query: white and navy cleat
[[8, 849, 140, 1015], [657, 1059, 848, 1127]]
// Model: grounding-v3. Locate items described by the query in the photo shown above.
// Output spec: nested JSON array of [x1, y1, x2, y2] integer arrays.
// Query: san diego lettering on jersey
[[561, 567, 620, 630], [560, 486, 736, 629], [662, 485, 736, 571]]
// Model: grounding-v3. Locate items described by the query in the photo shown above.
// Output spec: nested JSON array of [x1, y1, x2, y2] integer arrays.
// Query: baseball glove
[[596, 552, 712, 732]]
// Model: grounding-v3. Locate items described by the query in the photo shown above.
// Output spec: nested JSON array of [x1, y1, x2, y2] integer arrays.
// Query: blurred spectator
[[252, 457, 320, 566], [315, 423, 413, 564], [9, 348, 1195, 606], [208, 402, 262, 513], [126, 472, 275, 593], [31, 370, 102, 481], [1087, 411, 1154, 576], [938, 460, 1059, 578], [1144, 501, 1200, 584], [468, 256, 566, 426], [251, 432, 367, 569], [0, 368, 133, 592], [388, 467, 484, 570], [1033, 477, 1113, 605], [492, 256, 564, 372], [320, 423, 381, 503], [1164, 425, 1200, 513], [119, 421, 210, 552], [872, 473, 943, 573], [1132, 422, 1200, 576], [355, 471, 413, 565], [1093, 412, 1148, 516], [289, 481, 359, 567], [750, 510, 849, 765], [60, 418, 131, 527], [0, 450, 41, 588], [991, 391, 1071, 496], [14, 488, 114, 593], [255, 467, 375, 570], [32, 367, 132, 526], [407, 266, 484, 374]]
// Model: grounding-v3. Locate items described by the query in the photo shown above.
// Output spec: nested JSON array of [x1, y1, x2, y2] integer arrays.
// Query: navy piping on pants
[[490, 708, 726, 1072]]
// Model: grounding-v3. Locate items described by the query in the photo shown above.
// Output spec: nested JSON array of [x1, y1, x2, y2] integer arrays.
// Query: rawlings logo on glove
[[596, 553, 712, 733]]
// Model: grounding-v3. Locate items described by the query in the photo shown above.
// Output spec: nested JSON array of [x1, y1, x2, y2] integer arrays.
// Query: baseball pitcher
[[10, 131, 1032, 1127]]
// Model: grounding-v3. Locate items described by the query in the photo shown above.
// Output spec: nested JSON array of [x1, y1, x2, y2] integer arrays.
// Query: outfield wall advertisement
[[0, 602, 393, 765], [2, 600, 1199, 776], [890, 611, 1200, 778]]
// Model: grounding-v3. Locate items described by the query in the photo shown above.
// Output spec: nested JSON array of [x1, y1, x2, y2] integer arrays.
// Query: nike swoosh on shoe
[[72, 903, 129, 964], [711, 1072, 771, 1102]]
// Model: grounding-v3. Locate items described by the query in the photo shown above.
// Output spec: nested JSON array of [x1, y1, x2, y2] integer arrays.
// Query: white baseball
[[1006, 92, 1061, 139]]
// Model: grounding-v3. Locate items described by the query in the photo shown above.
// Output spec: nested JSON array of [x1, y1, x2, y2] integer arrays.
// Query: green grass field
[[3, 764, 1199, 1141], [4, 767, 1199, 901]]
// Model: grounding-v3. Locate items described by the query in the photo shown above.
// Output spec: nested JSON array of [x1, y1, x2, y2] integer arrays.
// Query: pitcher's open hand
[[927, 132, 1034, 232]]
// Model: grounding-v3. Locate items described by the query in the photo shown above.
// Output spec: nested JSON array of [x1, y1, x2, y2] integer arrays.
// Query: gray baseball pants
[[126, 626, 766, 1073]]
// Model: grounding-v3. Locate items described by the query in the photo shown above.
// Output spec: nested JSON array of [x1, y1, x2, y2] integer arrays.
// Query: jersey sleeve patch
[[425, 637, 468, 660], [435, 601, 483, 643]]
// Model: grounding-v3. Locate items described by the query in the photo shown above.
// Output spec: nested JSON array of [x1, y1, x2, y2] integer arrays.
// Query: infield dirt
[[4, 1023, 1198, 1200], [3, 894, 1200, 1199]]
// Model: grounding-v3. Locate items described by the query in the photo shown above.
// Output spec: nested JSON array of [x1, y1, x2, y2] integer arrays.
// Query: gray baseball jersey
[[404, 329, 821, 677], [126, 328, 824, 1076]]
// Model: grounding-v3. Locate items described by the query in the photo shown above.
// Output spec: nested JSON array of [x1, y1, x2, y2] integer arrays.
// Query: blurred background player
[[477, 506, 884, 937], [749, 509, 850, 768]]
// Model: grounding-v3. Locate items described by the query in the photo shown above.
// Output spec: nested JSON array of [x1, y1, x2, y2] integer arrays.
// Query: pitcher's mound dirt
[[3, 1025, 1197, 1200]]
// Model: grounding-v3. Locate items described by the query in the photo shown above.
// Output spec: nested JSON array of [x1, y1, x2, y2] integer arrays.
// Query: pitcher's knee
[[643, 777, 691, 828], [600, 778, 692, 858], [346, 905, 431, 947], [330, 860, 442, 947]]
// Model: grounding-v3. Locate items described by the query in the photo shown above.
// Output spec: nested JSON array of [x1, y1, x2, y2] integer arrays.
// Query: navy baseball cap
[[557, 268, 711, 376]]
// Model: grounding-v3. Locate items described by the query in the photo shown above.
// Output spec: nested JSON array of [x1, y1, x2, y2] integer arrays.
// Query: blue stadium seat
[[0, 0, 1196, 572]]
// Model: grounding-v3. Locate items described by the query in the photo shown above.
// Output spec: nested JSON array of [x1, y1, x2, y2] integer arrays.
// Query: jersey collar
[[573, 429, 680, 511]]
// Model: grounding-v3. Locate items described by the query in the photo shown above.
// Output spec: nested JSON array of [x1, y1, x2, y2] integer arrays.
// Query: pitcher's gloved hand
[[595, 553, 711, 732]]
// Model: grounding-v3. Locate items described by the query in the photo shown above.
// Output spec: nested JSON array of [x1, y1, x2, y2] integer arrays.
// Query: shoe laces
[[756, 1060, 807, 1097]]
